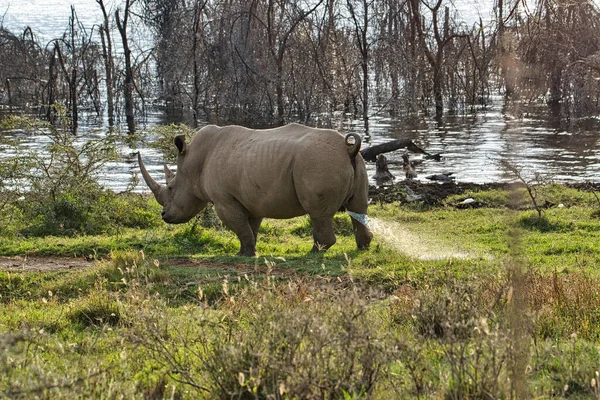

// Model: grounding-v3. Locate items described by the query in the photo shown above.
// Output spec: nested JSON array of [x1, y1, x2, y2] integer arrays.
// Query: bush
[[0, 139, 32, 236], [145, 123, 196, 163], [18, 185, 162, 237], [1, 112, 165, 237], [102, 192, 163, 231], [130, 283, 398, 399]]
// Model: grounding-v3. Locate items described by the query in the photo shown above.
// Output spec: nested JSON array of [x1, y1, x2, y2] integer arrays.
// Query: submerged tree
[[48, 6, 102, 134], [97, 0, 116, 128], [346, 0, 377, 129], [115, 0, 136, 134], [500, 0, 600, 117], [408, 0, 470, 120], [0, 27, 47, 110]]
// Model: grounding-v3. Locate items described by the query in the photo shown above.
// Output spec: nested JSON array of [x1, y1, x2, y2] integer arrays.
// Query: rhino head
[[138, 135, 207, 224]]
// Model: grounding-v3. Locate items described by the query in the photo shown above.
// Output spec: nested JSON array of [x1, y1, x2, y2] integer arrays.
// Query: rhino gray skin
[[138, 123, 373, 256]]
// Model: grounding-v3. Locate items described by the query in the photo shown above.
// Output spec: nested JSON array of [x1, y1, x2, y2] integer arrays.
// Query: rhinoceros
[[138, 123, 373, 256]]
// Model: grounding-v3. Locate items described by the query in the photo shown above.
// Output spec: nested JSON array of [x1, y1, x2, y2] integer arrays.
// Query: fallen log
[[360, 139, 440, 162]]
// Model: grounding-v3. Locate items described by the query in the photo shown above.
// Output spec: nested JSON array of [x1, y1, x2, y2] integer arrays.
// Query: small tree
[[2, 107, 120, 235], [501, 160, 548, 219]]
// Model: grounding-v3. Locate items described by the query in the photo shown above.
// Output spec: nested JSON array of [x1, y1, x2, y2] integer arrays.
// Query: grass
[[2, 184, 600, 398]]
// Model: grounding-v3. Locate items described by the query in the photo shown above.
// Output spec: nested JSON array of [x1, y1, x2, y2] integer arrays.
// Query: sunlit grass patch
[[66, 289, 121, 329]]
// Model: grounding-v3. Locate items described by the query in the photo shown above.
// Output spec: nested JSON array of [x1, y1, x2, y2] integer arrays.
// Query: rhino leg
[[346, 198, 373, 250], [310, 216, 337, 252], [350, 218, 372, 250], [249, 217, 263, 243], [214, 203, 257, 257]]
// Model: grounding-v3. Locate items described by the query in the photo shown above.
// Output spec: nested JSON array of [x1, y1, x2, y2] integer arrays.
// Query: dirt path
[[369, 218, 477, 260], [0, 256, 96, 272]]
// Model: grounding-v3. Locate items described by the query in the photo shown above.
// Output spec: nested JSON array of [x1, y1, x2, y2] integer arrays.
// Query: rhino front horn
[[137, 152, 165, 205]]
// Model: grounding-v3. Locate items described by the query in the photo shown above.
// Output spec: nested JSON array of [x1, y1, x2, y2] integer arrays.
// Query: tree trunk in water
[[362, 57, 369, 130], [192, 1, 207, 126], [433, 69, 443, 120], [70, 68, 79, 135], [69, 7, 78, 135], [47, 47, 57, 123], [360, 139, 433, 162], [116, 3, 135, 135], [361, 0, 369, 130], [548, 67, 562, 106], [98, 0, 115, 128]]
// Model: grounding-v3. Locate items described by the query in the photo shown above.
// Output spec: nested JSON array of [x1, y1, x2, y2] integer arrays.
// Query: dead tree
[[116, 0, 136, 134], [408, 0, 468, 120], [97, 0, 115, 128], [189, 0, 210, 126], [346, 0, 372, 129], [263, 0, 324, 125]]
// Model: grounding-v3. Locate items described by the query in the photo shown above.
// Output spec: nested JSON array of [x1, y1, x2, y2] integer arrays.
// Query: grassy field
[[2, 184, 600, 399]]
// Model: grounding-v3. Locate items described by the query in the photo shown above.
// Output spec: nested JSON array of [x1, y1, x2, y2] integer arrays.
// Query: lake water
[[2, 0, 599, 192], [346, 100, 600, 186]]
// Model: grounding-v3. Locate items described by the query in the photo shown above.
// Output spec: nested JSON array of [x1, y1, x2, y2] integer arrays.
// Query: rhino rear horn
[[137, 152, 165, 205], [164, 164, 175, 183]]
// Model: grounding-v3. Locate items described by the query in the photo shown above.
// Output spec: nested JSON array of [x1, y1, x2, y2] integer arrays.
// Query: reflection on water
[[345, 97, 600, 186], [2, 96, 599, 193]]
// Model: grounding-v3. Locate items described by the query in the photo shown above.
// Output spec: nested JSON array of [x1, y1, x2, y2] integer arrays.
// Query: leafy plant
[[130, 281, 397, 399], [144, 123, 196, 163], [0, 109, 139, 236]]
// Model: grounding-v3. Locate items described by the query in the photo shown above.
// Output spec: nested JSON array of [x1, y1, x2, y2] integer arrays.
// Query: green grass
[[2, 184, 600, 398]]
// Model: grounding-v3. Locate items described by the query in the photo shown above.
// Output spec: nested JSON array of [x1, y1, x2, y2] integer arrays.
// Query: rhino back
[[189, 124, 359, 219]]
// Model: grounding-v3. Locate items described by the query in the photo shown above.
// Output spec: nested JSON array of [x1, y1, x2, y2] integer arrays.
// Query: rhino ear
[[174, 135, 187, 155]]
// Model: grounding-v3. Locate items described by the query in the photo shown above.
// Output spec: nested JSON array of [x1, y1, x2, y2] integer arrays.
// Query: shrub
[[1, 111, 132, 237], [104, 193, 163, 230], [145, 123, 196, 163], [130, 283, 398, 399], [0, 115, 163, 236], [0, 137, 31, 236]]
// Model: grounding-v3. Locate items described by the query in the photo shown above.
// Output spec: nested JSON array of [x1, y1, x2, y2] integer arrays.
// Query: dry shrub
[[400, 276, 512, 399], [128, 279, 398, 399], [528, 271, 600, 340], [388, 270, 600, 398]]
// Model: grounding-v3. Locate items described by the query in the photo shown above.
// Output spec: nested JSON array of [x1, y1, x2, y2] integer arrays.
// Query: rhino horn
[[164, 164, 175, 184], [137, 152, 165, 205]]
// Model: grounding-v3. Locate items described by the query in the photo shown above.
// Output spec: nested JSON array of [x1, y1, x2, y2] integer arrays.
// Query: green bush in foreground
[[129, 282, 397, 399]]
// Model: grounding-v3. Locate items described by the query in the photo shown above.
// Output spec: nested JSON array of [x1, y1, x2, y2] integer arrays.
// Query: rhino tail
[[344, 133, 362, 159]]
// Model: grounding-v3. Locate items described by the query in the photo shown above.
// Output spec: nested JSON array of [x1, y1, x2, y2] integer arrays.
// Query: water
[[1, 0, 117, 41], [2, 0, 600, 192], [349, 98, 600, 185]]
